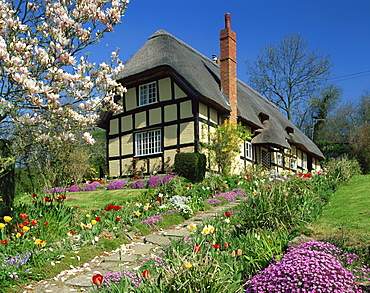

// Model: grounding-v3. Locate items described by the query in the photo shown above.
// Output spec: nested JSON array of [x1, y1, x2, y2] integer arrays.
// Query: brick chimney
[[220, 13, 237, 123]]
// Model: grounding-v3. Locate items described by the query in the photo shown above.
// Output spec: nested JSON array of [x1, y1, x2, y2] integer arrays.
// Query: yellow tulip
[[22, 226, 30, 232], [0, 223, 5, 229], [3, 216, 12, 222], [91, 220, 97, 225]]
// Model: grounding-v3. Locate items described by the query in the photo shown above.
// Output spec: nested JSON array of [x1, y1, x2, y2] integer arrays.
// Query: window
[[290, 158, 297, 170], [135, 129, 161, 156], [139, 82, 157, 106], [277, 153, 283, 166], [245, 141, 253, 160], [261, 150, 271, 169], [302, 153, 307, 170]]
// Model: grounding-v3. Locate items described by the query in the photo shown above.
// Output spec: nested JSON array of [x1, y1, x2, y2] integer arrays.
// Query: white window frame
[[139, 82, 157, 106], [245, 141, 253, 160], [290, 157, 297, 170], [135, 129, 162, 156], [277, 153, 283, 166], [302, 153, 308, 170]]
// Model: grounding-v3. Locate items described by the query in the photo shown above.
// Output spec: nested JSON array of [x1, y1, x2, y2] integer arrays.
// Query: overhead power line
[[328, 70, 370, 82]]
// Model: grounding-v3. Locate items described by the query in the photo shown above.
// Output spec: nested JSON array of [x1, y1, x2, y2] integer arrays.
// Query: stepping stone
[[131, 243, 155, 255], [65, 269, 110, 287], [161, 229, 191, 238], [104, 253, 139, 263], [145, 234, 170, 246]]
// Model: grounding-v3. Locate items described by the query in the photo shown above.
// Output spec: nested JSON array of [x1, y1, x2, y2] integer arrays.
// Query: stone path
[[21, 200, 243, 293]]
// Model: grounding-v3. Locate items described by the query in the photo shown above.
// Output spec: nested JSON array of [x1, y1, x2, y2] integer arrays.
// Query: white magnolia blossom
[[0, 0, 129, 173]]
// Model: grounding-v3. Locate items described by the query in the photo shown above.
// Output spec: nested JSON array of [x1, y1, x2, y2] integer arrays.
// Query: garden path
[[21, 199, 243, 293]]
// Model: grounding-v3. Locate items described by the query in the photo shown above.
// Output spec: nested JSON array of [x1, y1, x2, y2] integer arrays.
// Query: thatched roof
[[116, 30, 324, 160]]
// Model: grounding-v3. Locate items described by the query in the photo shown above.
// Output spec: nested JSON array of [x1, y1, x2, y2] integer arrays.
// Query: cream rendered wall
[[159, 78, 171, 101], [199, 103, 208, 120], [121, 116, 132, 132], [109, 137, 120, 157], [149, 108, 161, 125], [121, 158, 132, 176], [109, 160, 120, 177], [126, 87, 136, 111], [164, 125, 177, 147], [109, 118, 119, 135], [164, 104, 177, 122], [179, 122, 194, 144], [120, 134, 133, 156], [174, 83, 186, 99], [180, 100, 192, 119], [135, 112, 146, 129], [209, 108, 218, 124]]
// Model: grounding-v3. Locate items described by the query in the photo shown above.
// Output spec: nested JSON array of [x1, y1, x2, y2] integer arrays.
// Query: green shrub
[[322, 156, 362, 182], [174, 153, 206, 182]]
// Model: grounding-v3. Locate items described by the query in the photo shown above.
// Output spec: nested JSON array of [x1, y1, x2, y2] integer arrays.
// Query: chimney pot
[[225, 13, 231, 29]]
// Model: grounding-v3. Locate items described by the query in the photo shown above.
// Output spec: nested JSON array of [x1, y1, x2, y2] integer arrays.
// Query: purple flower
[[67, 185, 81, 192], [131, 179, 145, 189], [139, 209, 181, 229], [83, 182, 100, 191], [245, 241, 363, 292], [163, 174, 177, 184], [203, 198, 223, 205], [147, 176, 163, 188], [107, 179, 127, 190]]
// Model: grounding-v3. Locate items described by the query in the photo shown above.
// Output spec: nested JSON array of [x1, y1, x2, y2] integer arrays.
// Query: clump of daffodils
[[201, 225, 215, 235]]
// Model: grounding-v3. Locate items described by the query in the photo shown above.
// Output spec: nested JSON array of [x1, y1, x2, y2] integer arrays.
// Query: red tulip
[[32, 193, 37, 197], [192, 245, 201, 253], [30, 219, 38, 225], [223, 242, 229, 248], [19, 213, 28, 219], [92, 273, 104, 286], [95, 217, 101, 222], [70, 231, 77, 234], [23, 220, 29, 226], [213, 244, 221, 249], [157, 197, 162, 202], [0, 240, 7, 244], [43, 222, 49, 226], [142, 270, 150, 279], [115, 217, 121, 221], [83, 227, 88, 230], [45, 196, 51, 202], [224, 211, 231, 217]]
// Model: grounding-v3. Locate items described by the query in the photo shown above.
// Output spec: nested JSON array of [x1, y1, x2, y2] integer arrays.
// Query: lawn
[[16, 188, 144, 209], [312, 174, 370, 243]]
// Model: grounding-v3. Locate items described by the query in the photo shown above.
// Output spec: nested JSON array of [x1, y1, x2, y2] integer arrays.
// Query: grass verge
[[312, 174, 370, 244]]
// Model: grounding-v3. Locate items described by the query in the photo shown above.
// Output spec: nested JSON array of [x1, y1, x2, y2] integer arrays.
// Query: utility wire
[[328, 70, 370, 82]]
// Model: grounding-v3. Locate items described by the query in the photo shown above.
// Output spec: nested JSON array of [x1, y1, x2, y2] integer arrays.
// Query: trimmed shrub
[[174, 153, 206, 182]]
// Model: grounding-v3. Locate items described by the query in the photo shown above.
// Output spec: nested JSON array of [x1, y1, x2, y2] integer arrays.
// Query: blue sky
[[89, 0, 370, 104]]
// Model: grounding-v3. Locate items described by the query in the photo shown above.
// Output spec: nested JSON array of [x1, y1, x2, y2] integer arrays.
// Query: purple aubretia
[[106, 179, 127, 190], [147, 176, 163, 188], [245, 240, 363, 292]]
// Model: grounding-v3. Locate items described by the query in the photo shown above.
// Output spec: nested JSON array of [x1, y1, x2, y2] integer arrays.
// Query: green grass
[[312, 174, 370, 244], [16, 188, 145, 209]]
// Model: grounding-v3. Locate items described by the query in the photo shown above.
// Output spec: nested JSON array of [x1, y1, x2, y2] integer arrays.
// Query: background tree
[[246, 33, 332, 127], [310, 84, 342, 142], [350, 123, 370, 173]]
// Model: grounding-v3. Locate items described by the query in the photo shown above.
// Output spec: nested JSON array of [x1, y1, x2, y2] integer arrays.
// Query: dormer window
[[139, 82, 157, 106], [286, 126, 294, 135], [258, 112, 269, 123]]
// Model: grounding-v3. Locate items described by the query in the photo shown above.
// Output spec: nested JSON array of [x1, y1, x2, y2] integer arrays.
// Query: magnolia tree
[[0, 0, 129, 184]]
